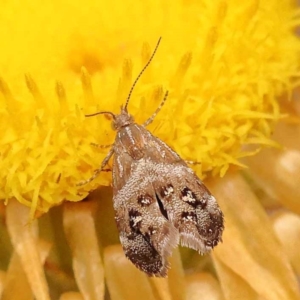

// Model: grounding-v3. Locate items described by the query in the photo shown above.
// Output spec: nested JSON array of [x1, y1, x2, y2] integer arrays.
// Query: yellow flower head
[[1, 0, 300, 219]]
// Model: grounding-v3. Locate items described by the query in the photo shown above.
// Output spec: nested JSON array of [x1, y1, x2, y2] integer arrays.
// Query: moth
[[79, 38, 224, 277]]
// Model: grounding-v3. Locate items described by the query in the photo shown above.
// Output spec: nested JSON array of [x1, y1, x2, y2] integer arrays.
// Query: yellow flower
[[1, 0, 300, 299]]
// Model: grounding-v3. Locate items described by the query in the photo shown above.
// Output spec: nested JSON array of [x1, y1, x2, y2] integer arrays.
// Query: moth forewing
[[140, 131, 224, 253], [112, 159, 180, 276]]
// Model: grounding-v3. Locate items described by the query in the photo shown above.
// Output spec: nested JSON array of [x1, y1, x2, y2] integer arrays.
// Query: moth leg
[[143, 90, 169, 127], [77, 147, 114, 186], [90, 143, 112, 149]]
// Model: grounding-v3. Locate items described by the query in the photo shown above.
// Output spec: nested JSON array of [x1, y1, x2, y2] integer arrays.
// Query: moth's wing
[[153, 163, 224, 253], [113, 157, 179, 277], [141, 131, 224, 253]]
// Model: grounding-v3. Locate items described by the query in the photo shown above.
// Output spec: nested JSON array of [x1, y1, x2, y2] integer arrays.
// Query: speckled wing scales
[[113, 154, 179, 276], [143, 129, 224, 253], [152, 163, 224, 253], [112, 124, 223, 277]]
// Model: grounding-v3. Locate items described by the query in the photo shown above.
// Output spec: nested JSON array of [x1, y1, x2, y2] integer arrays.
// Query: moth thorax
[[112, 109, 135, 131]]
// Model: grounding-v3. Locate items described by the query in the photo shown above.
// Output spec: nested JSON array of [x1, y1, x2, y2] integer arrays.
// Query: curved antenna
[[124, 37, 162, 111], [85, 111, 116, 119]]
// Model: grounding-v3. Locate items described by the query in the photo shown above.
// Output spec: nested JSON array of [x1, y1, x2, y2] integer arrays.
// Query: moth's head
[[112, 105, 134, 131]]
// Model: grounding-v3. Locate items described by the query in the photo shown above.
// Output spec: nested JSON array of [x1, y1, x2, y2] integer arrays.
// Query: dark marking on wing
[[156, 193, 169, 220], [128, 209, 142, 232], [137, 193, 153, 207]]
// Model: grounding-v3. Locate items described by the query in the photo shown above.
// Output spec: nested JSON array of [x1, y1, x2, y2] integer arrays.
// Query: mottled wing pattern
[[113, 158, 179, 276], [112, 124, 224, 276], [140, 128, 224, 253], [152, 164, 224, 253]]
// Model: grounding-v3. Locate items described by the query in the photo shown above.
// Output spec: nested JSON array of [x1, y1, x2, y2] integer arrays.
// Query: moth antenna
[[85, 111, 116, 119], [124, 37, 162, 111]]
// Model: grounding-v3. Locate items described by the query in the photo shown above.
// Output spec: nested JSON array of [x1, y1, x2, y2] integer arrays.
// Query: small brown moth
[[79, 38, 224, 277]]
